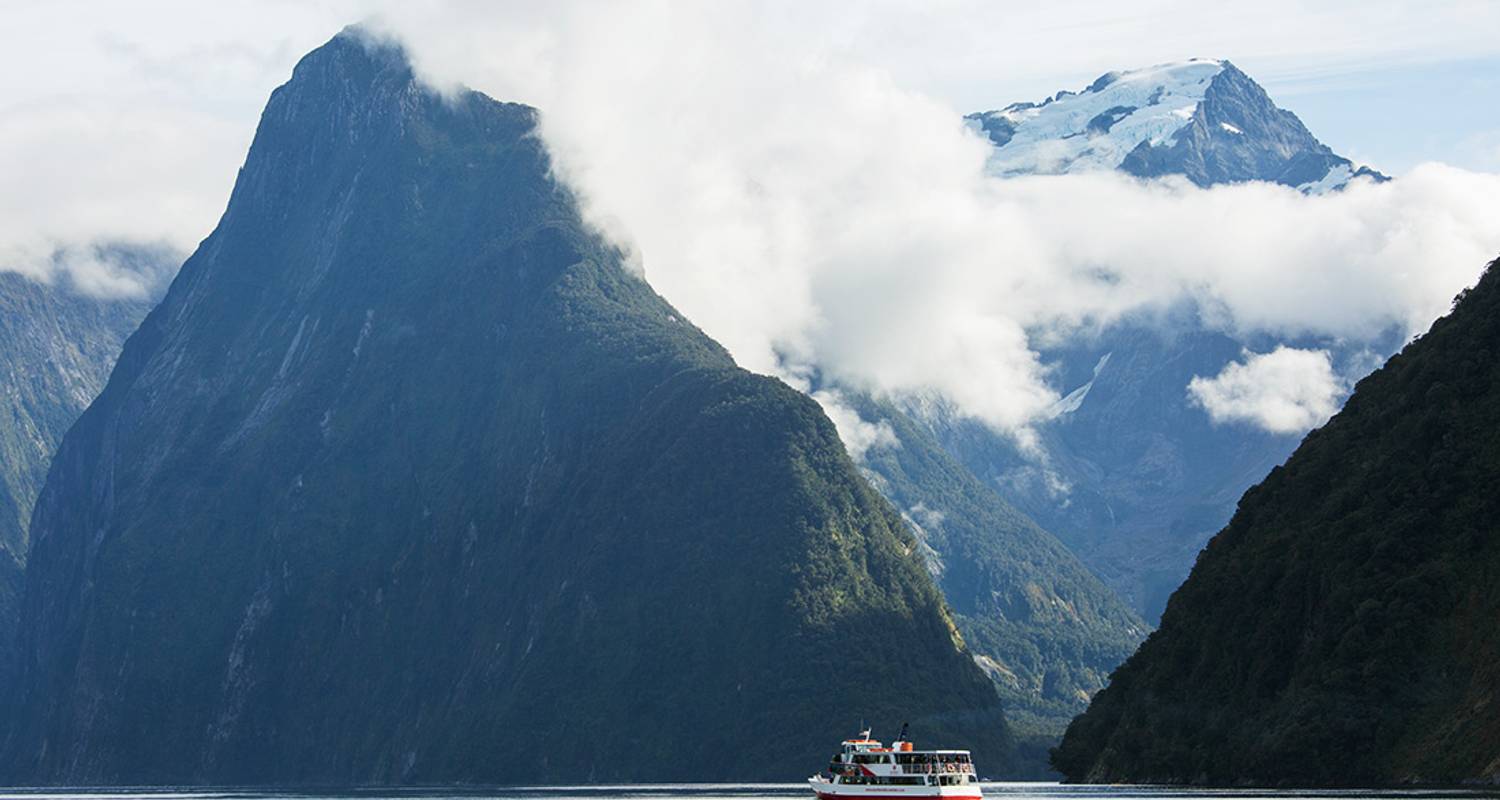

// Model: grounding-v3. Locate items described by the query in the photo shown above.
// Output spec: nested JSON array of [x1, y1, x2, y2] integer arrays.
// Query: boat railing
[[830, 761, 974, 776], [900, 762, 973, 775]]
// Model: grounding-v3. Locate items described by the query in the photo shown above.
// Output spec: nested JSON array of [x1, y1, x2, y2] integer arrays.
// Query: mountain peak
[[3, 29, 1012, 784], [211, 26, 539, 297], [968, 58, 1384, 191], [248, 26, 534, 166], [259, 27, 436, 139], [302, 24, 413, 79]]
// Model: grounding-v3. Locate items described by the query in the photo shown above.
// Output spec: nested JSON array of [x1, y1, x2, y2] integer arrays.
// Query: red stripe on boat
[[816, 794, 981, 800]]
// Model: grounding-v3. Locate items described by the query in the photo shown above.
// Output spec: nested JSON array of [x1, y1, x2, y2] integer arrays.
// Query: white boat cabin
[[825, 732, 977, 787]]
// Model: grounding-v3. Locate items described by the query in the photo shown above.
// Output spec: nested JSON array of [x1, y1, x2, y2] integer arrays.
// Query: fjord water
[[2, 786, 1498, 800]]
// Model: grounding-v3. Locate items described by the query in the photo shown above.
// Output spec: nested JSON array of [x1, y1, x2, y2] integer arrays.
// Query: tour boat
[[808, 726, 982, 800]]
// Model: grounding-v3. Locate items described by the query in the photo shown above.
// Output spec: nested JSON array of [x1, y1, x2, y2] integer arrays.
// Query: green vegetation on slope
[[0, 270, 158, 560], [846, 394, 1146, 769], [1053, 258, 1500, 786], [1, 30, 1009, 784]]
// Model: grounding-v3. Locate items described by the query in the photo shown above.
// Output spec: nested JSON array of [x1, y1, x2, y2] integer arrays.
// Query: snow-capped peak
[[966, 58, 1387, 193], [969, 59, 1226, 177]]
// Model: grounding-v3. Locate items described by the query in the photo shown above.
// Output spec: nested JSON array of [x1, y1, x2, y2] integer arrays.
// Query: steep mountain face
[[0, 268, 161, 563], [0, 547, 16, 674], [0, 262, 166, 667], [843, 394, 1146, 760], [1053, 258, 1500, 786], [968, 59, 1385, 191], [0, 30, 1010, 784], [947, 63, 1400, 621]]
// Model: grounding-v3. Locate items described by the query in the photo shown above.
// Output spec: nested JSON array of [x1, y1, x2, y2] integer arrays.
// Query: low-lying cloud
[[1188, 347, 1346, 434], [2, 243, 181, 300], [812, 390, 901, 462]]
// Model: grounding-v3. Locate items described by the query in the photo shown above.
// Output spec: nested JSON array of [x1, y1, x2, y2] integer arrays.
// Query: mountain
[[942, 62, 1401, 621], [0, 547, 16, 676], [967, 59, 1386, 191], [1052, 257, 1500, 786], [0, 256, 169, 671], [838, 392, 1146, 760], [920, 321, 1400, 619], [0, 30, 1015, 784]]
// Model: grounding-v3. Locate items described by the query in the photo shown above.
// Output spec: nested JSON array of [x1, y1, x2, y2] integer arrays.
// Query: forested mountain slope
[[1053, 258, 1500, 786], [845, 394, 1145, 758]]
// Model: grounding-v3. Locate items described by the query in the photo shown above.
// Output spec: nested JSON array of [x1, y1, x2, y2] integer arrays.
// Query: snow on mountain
[[971, 59, 1225, 178], [939, 60, 1400, 623], [967, 59, 1386, 193]]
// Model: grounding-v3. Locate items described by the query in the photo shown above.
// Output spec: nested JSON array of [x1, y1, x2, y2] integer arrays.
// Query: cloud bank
[[0, 2, 361, 296], [1188, 347, 1346, 434], [370, 2, 1500, 443], [2, 243, 181, 300]]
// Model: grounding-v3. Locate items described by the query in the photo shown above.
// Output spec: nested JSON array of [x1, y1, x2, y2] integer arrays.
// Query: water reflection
[[0, 784, 1496, 800]]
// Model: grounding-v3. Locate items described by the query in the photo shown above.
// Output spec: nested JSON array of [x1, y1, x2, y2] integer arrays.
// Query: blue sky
[[833, 1, 1500, 174], [1266, 55, 1500, 174]]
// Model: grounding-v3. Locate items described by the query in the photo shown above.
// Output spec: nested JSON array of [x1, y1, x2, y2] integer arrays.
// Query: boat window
[[843, 776, 927, 785]]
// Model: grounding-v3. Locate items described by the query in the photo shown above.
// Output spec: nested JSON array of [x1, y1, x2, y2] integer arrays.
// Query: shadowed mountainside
[[1053, 258, 1500, 786]]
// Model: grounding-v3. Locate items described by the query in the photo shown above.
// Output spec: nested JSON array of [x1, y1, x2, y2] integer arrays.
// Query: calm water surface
[[2, 784, 1498, 800]]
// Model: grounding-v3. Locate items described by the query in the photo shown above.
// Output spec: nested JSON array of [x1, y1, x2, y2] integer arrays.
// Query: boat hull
[[814, 793, 981, 800], [810, 780, 981, 800]]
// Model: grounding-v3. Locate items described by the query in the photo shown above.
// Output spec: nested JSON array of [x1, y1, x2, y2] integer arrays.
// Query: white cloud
[[372, 3, 1500, 444], [812, 390, 900, 462], [3, 243, 181, 300], [1188, 347, 1346, 434], [4, 0, 1500, 433], [0, 2, 361, 289]]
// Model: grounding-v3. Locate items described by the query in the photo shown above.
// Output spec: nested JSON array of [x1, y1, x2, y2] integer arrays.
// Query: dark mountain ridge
[[1, 30, 1009, 784], [1053, 257, 1500, 786]]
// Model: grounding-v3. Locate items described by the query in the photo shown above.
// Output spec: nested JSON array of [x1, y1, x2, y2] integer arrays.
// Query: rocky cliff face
[[0, 260, 167, 671], [0, 30, 1010, 784], [1053, 258, 1500, 786]]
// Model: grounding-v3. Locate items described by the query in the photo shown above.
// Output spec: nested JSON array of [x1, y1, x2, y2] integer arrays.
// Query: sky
[[3, 0, 1500, 446]]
